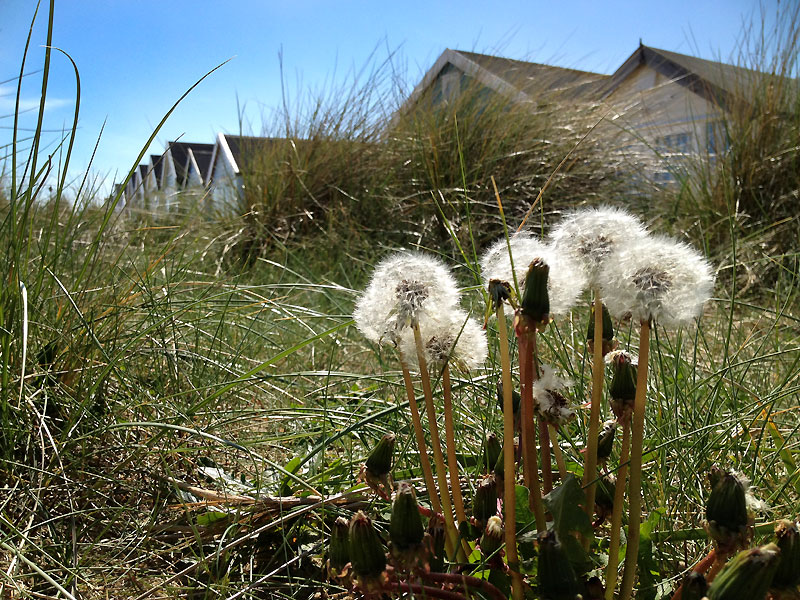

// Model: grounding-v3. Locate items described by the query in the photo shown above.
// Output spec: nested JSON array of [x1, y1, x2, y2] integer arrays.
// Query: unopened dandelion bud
[[329, 516, 350, 576], [595, 474, 615, 521], [596, 419, 617, 463], [390, 482, 425, 551], [584, 576, 605, 599], [706, 468, 749, 551], [426, 513, 447, 572], [772, 519, 800, 589], [483, 432, 502, 473], [480, 515, 505, 561], [538, 530, 581, 600], [473, 475, 499, 523], [587, 303, 616, 356], [365, 433, 395, 478], [520, 258, 550, 330], [707, 543, 781, 600], [681, 571, 708, 600], [607, 351, 637, 418], [348, 511, 386, 585]]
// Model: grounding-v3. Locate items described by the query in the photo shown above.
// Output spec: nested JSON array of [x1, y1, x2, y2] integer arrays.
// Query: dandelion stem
[[399, 359, 443, 518], [442, 363, 468, 531], [539, 418, 553, 494], [604, 414, 631, 600], [517, 327, 546, 532], [549, 424, 567, 480], [412, 322, 464, 562], [670, 548, 717, 600], [497, 306, 524, 600], [584, 295, 605, 534], [619, 320, 651, 600]]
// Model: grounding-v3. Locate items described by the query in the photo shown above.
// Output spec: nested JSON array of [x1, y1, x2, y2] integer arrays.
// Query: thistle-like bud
[[681, 572, 708, 600], [538, 530, 581, 600], [587, 303, 616, 356], [597, 419, 617, 463], [329, 516, 350, 577], [772, 519, 800, 589], [363, 433, 395, 498], [520, 258, 550, 331], [390, 482, 425, 551], [706, 467, 750, 552], [607, 351, 637, 419], [706, 543, 781, 600], [483, 432, 502, 474], [480, 515, 505, 564], [473, 475, 499, 524], [426, 513, 446, 572], [348, 511, 387, 588], [594, 474, 615, 524]]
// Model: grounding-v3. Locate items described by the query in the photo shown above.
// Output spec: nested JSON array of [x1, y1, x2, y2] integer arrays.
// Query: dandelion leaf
[[543, 474, 594, 575]]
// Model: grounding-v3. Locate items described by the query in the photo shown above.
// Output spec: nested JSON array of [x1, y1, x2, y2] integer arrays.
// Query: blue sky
[[0, 1, 776, 195]]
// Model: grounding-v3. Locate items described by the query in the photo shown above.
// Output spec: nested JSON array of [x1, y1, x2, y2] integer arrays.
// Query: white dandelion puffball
[[598, 234, 715, 327], [532, 364, 575, 425], [547, 205, 649, 287], [398, 309, 488, 372], [480, 233, 587, 317], [353, 251, 461, 345]]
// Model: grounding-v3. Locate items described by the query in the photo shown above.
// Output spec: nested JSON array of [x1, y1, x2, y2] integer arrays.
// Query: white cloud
[[0, 85, 73, 114]]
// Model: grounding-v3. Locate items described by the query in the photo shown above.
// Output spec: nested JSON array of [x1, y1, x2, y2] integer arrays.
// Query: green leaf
[[543, 474, 594, 575], [279, 456, 302, 496], [514, 484, 537, 533], [636, 508, 665, 600], [196, 511, 230, 527]]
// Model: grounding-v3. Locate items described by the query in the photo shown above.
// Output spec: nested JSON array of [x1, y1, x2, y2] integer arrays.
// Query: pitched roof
[[149, 154, 164, 188], [165, 141, 214, 187], [400, 48, 609, 115], [600, 44, 766, 108]]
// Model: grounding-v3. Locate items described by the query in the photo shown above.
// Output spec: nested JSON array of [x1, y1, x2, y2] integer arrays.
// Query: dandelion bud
[[480, 515, 505, 562], [348, 511, 387, 586], [538, 530, 580, 600], [607, 351, 637, 419], [426, 513, 447, 572], [520, 258, 550, 330], [681, 572, 708, 600], [587, 303, 616, 356], [594, 474, 615, 523], [584, 576, 605, 599], [483, 432, 502, 473], [473, 475, 499, 524], [390, 482, 425, 551], [363, 433, 395, 498], [492, 444, 506, 491], [707, 543, 781, 600], [772, 519, 800, 589], [597, 419, 617, 463], [706, 468, 749, 551], [329, 516, 350, 576]]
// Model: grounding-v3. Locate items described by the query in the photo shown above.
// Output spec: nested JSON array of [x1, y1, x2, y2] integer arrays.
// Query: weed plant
[[1, 3, 799, 599]]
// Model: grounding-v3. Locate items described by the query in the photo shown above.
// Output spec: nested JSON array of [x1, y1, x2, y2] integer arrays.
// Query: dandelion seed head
[[480, 233, 587, 317], [599, 235, 715, 327], [532, 364, 575, 425], [353, 251, 460, 345], [397, 309, 487, 372], [547, 206, 649, 286]]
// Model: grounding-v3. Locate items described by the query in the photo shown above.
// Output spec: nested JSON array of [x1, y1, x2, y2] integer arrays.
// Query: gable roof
[[149, 154, 164, 189], [166, 141, 215, 187], [600, 44, 764, 109], [401, 48, 609, 115]]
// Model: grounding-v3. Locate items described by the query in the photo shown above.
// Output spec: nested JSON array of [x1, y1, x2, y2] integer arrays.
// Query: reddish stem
[[670, 548, 717, 600], [422, 571, 509, 600]]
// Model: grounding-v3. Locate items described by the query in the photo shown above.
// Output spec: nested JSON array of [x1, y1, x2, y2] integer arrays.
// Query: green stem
[[442, 363, 469, 541], [619, 320, 651, 600]]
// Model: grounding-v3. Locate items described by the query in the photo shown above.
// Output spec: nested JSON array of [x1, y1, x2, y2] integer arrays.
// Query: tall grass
[[1, 3, 799, 599]]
